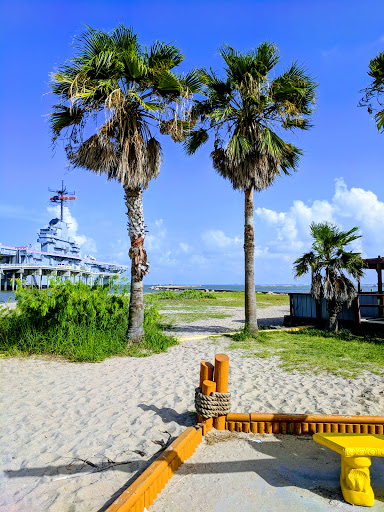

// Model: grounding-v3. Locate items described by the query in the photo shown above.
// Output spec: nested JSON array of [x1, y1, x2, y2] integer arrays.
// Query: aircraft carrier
[[0, 182, 127, 290]]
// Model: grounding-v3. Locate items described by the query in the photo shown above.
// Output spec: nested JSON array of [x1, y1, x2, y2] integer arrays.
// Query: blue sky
[[1, 0, 383, 285]]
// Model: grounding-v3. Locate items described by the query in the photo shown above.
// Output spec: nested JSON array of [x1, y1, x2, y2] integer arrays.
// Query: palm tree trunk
[[244, 187, 258, 334], [125, 187, 150, 342], [326, 299, 340, 332]]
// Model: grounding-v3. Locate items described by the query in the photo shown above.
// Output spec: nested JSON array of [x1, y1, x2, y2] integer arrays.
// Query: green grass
[[145, 291, 289, 324], [227, 329, 384, 378]]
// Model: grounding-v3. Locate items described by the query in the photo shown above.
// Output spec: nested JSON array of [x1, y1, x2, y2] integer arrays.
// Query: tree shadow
[[179, 435, 384, 505], [137, 404, 196, 428]]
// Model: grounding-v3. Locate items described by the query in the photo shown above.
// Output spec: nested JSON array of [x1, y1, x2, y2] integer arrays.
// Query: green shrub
[[0, 279, 177, 362]]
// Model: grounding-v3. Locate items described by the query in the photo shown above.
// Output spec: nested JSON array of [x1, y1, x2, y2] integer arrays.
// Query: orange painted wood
[[250, 422, 257, 433], [309, 423, 316, 434], [200, 361, 214, 387], [266, 422, 273, 434], [331, 423, 338, 433], [202, 380, 216, 433], [281, 422, 287, 435], [317, 423, 324, 433], [361, 424, 368, 434], [339, 424, 346, 433], [294, 423, 302, 435], [354, 424, 361, 433], [213, 354, 229, 430], [228, 421, 235, 432], [302, 423, 309, 435], [346, 424, 354, 433], [324, 424, 331, 433], [243, 422, 250, 433], [106, 427, 202, 512], [226, 413, 250, 422], [248, 413, 384, 424], [258, 422, 265, 434], [236, 422, 242, 432], [273, 422, 280, 434], [198, 361, 214, 422], [377, 425, 384, 434]]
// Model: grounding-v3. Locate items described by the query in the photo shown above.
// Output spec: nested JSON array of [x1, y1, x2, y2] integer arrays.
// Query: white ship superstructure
[[0, 182, 127, 290]]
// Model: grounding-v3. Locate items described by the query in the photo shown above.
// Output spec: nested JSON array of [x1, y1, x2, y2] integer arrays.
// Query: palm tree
[[294, 222, 365, 332], [359, 50, 384, 133], [184, 43, 317, 333], [50, 25, 199, 341]]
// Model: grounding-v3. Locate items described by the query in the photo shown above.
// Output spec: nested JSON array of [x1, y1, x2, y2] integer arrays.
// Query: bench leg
[[340, 455, 374, 507]]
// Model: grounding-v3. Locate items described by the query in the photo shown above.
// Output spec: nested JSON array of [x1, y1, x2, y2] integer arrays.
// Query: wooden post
[[213, 354, 229, 430], [197, 361, 214, 423], [202, 380, 216, 433]]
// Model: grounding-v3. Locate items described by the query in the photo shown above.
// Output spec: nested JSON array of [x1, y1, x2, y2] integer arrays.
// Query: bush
[[0, 279, 177, 361]]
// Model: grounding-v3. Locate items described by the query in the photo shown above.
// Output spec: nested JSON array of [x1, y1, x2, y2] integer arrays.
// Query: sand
[[151, 431, 384, 512], [1, 304, 383, 511]]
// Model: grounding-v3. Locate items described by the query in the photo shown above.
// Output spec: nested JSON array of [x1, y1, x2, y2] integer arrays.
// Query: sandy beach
[[1, 304, 383, 511]]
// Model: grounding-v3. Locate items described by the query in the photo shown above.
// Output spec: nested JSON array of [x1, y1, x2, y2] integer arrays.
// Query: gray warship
[[0, 182, 127, 290]]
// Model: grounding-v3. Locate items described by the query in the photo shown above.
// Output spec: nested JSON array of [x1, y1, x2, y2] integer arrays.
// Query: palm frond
[[147, 41, 183, 70], [50, 105, 85, 137], [183, 128, 209, 155]]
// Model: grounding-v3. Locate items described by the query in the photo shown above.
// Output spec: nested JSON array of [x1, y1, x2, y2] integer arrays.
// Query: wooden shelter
[[286, 256, 384, 330], [359, 256, 383, 293]]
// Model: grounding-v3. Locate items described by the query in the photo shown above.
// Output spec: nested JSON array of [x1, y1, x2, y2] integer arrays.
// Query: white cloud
[[47, 206, 97, 254], [254, 178, 384, 264], [146, 219, 167, 252], [179, 242, 191, 254], [333, 178, 384, 237], [202, 230, 242, 250]]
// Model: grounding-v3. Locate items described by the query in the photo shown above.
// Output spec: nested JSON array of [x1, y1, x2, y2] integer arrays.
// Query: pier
[[0, 264, 117, 291]]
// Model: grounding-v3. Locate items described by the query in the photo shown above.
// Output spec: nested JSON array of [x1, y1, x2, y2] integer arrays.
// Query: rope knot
[[194, 387, 231, 418]]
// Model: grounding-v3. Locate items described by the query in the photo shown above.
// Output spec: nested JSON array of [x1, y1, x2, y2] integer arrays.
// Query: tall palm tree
[[184, 43, 317, 333], [294, 222, 365, 332], [50, 25, 199, 341], [359, 50, 384, 133]]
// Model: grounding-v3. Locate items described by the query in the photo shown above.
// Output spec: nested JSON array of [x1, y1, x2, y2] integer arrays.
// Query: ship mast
[[49, 181, 76, 221]]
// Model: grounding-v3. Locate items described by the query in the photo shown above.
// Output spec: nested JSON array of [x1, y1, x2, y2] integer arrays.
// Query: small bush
[[0, 279, 177, 362]]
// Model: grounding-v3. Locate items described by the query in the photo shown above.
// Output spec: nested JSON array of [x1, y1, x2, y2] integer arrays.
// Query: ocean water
[[0, 283, 378, 303]]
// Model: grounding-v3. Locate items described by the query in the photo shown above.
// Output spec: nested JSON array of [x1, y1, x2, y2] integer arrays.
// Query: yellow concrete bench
[[313, 433, 384, 507]]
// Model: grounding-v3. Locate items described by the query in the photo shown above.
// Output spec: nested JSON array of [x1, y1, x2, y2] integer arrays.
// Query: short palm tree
[[185, 43, 317, 333], [50, 25, 199, 341], [294, 222, 365, 332]]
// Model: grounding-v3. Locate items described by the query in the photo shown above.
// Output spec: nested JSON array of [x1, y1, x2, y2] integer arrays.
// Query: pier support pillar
[[39, 271, 42, 290], [4, 273, 7, 291]]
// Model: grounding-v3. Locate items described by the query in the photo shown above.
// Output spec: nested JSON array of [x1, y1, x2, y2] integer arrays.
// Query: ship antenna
[[48, 181, 76, 222]]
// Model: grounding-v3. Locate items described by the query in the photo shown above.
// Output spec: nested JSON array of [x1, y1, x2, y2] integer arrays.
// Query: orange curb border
[[105, 425, 203, 512], [224, 413, 384, 435], [104, 413, 384, 511]]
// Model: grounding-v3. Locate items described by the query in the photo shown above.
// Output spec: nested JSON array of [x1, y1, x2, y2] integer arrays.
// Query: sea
[[0, 283, 379, 303]]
